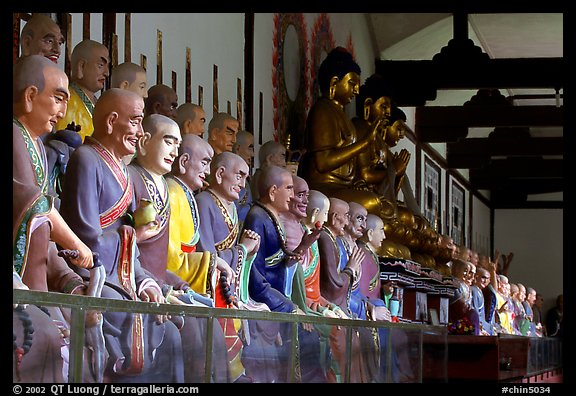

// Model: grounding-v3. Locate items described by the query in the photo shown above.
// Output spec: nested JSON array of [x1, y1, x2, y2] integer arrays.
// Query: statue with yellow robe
[[55, 40, 110, 141]]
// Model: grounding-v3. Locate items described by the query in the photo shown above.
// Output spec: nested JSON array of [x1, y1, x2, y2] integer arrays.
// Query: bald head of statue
[[13, 55, 69, 138], [306, 190, 330, 229], [135, 114, 182, 176], [209, 151, 249, 203], [232, 129, 255, 166], [208, 112, 239, 155], [176, 103, 206, 138], [145, 84, 178, 119], [346, 201, 368, 241], [257, 165, 294, 214], [110, 62, 148, 99], [92, 88, 145, 161], [20, 14, 64, 63], [70, 39, 110, 96], [327, 197, 349, 237], [172, 134, 214, 191]]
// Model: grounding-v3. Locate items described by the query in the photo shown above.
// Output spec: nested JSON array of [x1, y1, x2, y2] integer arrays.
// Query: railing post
[[204, 315, 214, 383], [344, 326, 353, 383], [288, 321, 299, 383], [68, 306, 86, 383], [386, 327, 393, 382]]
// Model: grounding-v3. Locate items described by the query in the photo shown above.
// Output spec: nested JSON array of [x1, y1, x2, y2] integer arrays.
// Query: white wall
[[67, 13, 245, 129], [471, 195, 491, 257], [494, 209, 563, 313]]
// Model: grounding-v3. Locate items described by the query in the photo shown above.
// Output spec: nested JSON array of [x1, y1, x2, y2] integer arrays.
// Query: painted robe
[[129, 163, 229, 382], [60, 137, 184, 382], [55, 82, 94, 142]]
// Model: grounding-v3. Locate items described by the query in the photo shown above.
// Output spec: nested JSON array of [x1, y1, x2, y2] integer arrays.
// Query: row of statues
[[14, 14, 468, 384]]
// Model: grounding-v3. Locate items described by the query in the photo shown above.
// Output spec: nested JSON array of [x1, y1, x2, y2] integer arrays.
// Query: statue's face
[[386, 119, 407, 147], [330, 203, 349, 236], [140, 123, 181, 176], [216, 157, 249, 202], [475, 269, 490, 289], [369, 218, 386, 249], [453, 263, 469, 282], [29, 67, 69, 136], [235, 134, 254, 166], [267, 148, 287, 168], [189, 107, 207, 138], [288, 179, 309, 218], [313, 198, 330, 227], [466, 264, 476, 286], [333, 72, 360, 105], [211, 119, 239, 154], [112, 97, 145, 159], [126, 71, 148, 99], [369, 95, 392, 124], [182, 143, 213, 191], [271, 171, 294, 213], [518, 286, 526, 302], [158, 91, 179, 120], [24, 19, 64, 63], [78, 45, 110, 94], [346, 206, 367, 240]]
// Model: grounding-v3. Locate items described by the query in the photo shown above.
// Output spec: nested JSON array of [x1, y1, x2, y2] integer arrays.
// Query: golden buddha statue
[[299, 48, 390, 219], [434, 234, 458, 276]]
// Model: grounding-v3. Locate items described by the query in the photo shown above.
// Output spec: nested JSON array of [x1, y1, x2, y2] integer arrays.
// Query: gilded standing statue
[[299, 47, 394, 221]]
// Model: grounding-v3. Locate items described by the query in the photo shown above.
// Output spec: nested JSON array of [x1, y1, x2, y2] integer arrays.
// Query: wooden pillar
[[102, 13, 116, 90], [244, 13, 255, 132], [156, 29, 163, 85], [124, 13, 131, 63], [185, 47, 191, 103], [60, 13, 72, 77], [83, 13, 90, 40]]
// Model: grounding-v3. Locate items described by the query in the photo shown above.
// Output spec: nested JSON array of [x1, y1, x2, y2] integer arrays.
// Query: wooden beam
[[417, 105, 563, 128], [471, 158, 563, 179], [476, 177, 564, 194], [447, 137, 564, 168], [375, 58, 563, 94], [416, 106, 563, 142], [491, 200, 563, 210]]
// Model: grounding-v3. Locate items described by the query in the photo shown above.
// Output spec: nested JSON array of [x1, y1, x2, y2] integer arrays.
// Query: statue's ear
[[366, 228, 374, 242], [23, 85, 39, 114], [119, 80, 130, 90], [138, 132, 152, 155], [363, 98, 373, 121], [310, 207, 320, 223], [183, 119, 192, 133], [21, 35, 32, 55], [215, 166, 225, 185], [329, 76, 340, 88], [328, 76, 339, 100], [178, 152, 190, 174], [329, 211, 337, 225], [268, 184, 278, 203], [76, 59, 87, 80], [105, 111, 118, 135]]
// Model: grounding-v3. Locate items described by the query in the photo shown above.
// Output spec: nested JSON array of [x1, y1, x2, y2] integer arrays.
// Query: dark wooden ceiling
[[367, 12, 564, 209]]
